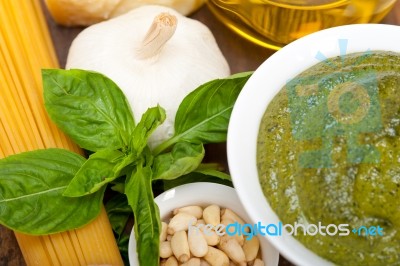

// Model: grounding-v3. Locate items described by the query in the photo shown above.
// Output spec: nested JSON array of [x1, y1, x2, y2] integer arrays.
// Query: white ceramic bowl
[[128, 182, 280, 265], [227, 24, 400, 266]]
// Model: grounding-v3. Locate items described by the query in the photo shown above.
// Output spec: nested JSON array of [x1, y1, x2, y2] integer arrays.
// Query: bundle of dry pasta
[[0, 0, 123, 265]]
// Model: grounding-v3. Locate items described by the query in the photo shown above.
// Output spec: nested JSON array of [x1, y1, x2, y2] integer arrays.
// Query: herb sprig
[[0, 69, 251, 266]]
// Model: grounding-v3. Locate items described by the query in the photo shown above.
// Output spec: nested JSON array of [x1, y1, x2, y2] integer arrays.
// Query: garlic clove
[[45, 0, 205, 26], [110, 0, 205, 18], [44, 0, 121, 26]]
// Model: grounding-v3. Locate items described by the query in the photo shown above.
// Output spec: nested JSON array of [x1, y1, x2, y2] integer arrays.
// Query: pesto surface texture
[[257, 51, 400, 266]]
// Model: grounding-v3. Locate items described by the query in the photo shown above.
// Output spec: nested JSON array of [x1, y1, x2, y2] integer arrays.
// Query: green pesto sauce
[[257, 51, 400, 266]]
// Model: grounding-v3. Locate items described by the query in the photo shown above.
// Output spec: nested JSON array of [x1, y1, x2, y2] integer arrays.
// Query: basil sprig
[[0, 69, 251, 266]]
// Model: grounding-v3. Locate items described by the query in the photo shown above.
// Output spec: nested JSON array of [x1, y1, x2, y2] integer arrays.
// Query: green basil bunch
[[0, 69, 251, 266]]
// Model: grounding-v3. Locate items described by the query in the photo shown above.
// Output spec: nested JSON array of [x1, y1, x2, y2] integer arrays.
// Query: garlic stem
[[136, 12, 177, 59]]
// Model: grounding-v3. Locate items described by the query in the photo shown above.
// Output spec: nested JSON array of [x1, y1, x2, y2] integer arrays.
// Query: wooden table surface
[[1, 1, 399, 265]]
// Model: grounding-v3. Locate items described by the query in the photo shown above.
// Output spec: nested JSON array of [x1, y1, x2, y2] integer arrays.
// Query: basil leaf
[[43, 69, 135, 152], [130, 105, 166, 154], [125, 159, 160, 266], [63, 150, 135, 197], [226, 71, 254, 79], [152, 142, 204, 180], [110, 178, 126, 194], [106, 194, 132, 265], [156, 172, 233, 191], [0, 149, 104, 235], [117, 234, 130, 266], [106, 194, 132, 238], [153, 74, 251, 154], [194, 167, 232, 181], [193, 162, 230, 179]]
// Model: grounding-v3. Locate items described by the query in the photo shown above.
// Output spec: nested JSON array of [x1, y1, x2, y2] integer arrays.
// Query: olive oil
[[207, 0, 397, 49]]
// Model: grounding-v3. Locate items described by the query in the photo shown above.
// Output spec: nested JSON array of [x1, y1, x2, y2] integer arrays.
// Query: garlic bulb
[[44, 0, 205, 26], [66, 5, 230, 148], [111, 0, 205, 19]]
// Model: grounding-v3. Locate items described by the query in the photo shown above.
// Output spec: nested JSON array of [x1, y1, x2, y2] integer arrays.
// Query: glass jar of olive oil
[[207, 0, 397, 49]]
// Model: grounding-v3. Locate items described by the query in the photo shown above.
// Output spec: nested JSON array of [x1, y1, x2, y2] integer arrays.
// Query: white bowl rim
[[227, 24, 400, 266], [128, 182, 280, 265]]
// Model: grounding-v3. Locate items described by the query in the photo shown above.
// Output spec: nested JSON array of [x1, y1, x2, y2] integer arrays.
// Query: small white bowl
[[227, 24, 400, 266], [128, 182, 280, 265]]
